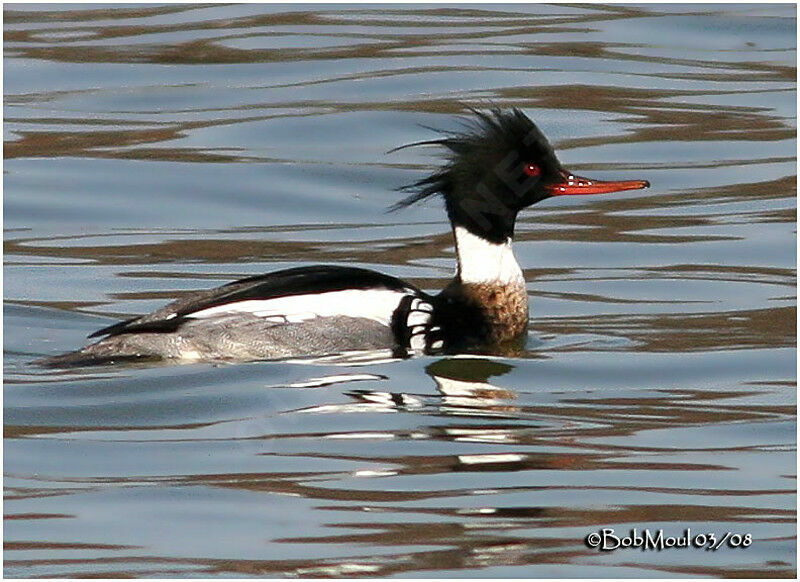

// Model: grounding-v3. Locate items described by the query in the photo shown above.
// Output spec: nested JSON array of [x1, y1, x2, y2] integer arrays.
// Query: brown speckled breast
[[445, 280, 529, 345]]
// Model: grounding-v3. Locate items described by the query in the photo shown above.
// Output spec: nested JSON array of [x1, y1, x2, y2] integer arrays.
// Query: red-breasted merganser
[[40, 109, 649, 367]]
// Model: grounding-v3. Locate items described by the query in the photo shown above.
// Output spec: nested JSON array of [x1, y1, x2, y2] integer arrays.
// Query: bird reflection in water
[[292, 357, 521, 420]]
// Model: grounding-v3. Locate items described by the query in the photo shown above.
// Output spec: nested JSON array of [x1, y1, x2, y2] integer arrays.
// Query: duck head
[[393, 108, 650, 244]]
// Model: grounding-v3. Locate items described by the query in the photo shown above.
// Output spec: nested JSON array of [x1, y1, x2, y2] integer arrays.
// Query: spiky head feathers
[[392, 109, 565, 243]]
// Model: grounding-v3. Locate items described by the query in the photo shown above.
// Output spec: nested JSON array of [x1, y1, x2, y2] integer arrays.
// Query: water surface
[[4, 3, 796, 578]]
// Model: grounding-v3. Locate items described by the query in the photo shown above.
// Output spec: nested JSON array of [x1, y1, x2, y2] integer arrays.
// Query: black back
[[90, 266, 424, 338]]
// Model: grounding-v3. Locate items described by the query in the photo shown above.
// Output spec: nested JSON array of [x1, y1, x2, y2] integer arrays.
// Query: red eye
[[523, 163, 541, 177]]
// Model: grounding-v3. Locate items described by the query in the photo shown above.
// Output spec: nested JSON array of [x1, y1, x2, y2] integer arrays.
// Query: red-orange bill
[[545, 173, 650, 196]]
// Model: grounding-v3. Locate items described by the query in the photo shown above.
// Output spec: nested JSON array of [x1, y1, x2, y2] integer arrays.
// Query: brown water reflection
[[5, 86, 795, 161], [4, 359, 794, 577]]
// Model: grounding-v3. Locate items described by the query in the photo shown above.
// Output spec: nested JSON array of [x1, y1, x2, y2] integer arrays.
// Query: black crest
[[390, 108, 564, 243]]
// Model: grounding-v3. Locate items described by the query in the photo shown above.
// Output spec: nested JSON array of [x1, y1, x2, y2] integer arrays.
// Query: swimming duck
[[40, 109, 649, 366]]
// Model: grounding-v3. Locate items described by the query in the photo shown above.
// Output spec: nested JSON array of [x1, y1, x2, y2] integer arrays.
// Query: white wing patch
[[186, 288, 411, 326]]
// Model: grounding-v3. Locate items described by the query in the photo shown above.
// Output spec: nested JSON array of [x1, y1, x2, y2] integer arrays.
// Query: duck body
[[40, 265, 496, 366], [39, 109, 648, 367]]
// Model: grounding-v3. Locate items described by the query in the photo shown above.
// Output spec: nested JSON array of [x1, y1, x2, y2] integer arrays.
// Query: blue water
[[4, 3, 796, 578]]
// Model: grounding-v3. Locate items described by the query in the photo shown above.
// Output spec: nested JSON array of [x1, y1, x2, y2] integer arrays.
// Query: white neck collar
[[453, 225, 524, 285]]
